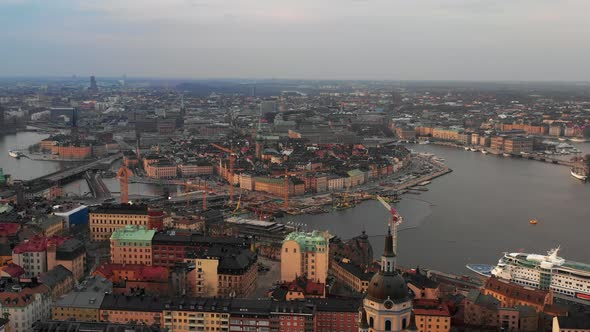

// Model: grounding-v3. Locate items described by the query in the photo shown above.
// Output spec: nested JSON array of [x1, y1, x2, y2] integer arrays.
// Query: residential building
[[185, 246, 258, 298], [93, 263, 170, 295], [162, 297, 231, 332], [464, 290, 500, 328], [39, 265, 74, 300], [51, 275, 112, 322], [0, 284, 51, 332], [145, 159, 177, 178], [47, 238, 86, 281], [270, 301, 315, 332], [99, 294, 163, 325], [12, 235, 67, 278], [281, 231, 330, 283], [230, 299, 272, 332], [178, 162, 214, 177], [33, 320, 166, 332], [109, 225, 155, 266], [483, 277, 553, 312], [412, 299, 451, 332], [313, 298, 360, 332], [330, 258, 372, 293], [405, 270, 440, 300], [89, 203, 153, 241], [504, 137, 533, 154]]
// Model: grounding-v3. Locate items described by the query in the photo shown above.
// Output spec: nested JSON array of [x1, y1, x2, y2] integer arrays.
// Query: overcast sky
[[1, 0, 589, 81]]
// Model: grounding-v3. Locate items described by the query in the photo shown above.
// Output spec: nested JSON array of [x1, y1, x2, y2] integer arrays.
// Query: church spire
[[381, 223, 396, 274]]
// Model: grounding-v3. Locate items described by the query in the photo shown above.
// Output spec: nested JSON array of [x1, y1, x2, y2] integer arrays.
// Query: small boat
[[558, 137, 567, 141], [571, 168, 588, 182], [502, 153, 511, 157], [464, 147, 470, 151], [466, 264, 494, 278], [470, 148, 477, 152], [529, 219, 538, 225], [571, 137, 587, 143], [481, 150, 489, 154], [8, 150, 23, 158]]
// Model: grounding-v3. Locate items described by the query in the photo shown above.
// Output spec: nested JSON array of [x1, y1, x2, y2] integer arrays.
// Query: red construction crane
[[184, 179, 209, 211], [376, 195, 403, 253], [211, 143, 236, 202], [117, 166, 133, 204]]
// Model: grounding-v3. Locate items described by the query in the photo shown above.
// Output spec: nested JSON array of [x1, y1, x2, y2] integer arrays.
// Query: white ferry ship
[[491, 248, 590, 303]]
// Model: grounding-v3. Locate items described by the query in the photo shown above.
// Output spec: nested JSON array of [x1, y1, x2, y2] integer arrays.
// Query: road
[[29, 153, 122, 183]]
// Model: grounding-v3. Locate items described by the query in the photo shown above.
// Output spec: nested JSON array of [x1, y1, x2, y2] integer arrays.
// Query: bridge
[[27, 153, 122, 184]]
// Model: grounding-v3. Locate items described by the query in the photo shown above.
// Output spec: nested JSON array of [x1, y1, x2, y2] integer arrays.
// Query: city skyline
[[1, 0, 590, 81]]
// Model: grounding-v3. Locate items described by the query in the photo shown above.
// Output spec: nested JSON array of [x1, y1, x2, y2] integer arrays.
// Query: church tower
[[359, 223, 412, 331]]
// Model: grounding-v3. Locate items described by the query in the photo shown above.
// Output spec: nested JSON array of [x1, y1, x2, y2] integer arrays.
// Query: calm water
[[3, 132, 590, 273], [286, 143, 590, 274], [0, 132, 64, 180], [0, 132, 164, 197]]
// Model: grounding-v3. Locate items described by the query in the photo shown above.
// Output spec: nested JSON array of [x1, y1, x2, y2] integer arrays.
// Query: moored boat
[[481, 150, 489, 154], [466, 264, 494, 278], [502, 153, 511, 157], [491, 248, 590, 304], [571, 168, 588, 182], [8, 150, 23, 158]]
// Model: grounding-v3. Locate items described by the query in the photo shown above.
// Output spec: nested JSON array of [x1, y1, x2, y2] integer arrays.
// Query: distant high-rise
[[260, 99, 277, 115], [89, 76, 98, 91]]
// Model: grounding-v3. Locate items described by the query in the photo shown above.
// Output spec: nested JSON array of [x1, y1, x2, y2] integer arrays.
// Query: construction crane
[[184, 179, 209, 211], [376, 195, 403, 253], [117, 166, 133, 204], [211, 143, 236, 202]]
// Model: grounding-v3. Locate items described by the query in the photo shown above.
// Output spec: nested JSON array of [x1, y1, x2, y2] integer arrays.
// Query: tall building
[[260, 100, 277, 114], [89, 76, 98, 91], [109, 225, 155, 266], [281, 231, 330, 283], [89, 204, 162, 241], [358, 224, 413, 332]]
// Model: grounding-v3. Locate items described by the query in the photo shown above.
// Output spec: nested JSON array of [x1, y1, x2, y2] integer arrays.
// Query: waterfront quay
[[427, 141, 575, 167]]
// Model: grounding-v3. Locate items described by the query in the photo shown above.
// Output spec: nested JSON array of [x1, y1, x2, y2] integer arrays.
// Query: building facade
[[281, 231, 330, 283]]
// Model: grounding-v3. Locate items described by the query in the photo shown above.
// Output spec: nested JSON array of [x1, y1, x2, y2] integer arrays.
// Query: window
[[369, 317, 374, 328], [385, 320, 391, 331]]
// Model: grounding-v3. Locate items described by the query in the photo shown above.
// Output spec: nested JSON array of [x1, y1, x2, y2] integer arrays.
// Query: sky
[[0, 0, 589, 81]]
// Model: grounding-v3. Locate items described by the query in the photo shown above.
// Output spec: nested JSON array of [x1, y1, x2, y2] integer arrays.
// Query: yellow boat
[[529, 219, 538, 225]]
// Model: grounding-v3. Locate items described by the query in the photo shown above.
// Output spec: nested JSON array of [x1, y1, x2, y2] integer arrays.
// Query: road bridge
[[27, 153, 122, 184]]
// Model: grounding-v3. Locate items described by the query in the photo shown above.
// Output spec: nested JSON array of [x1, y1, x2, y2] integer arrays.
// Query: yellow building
[[330, 258, 371, 293], [162, 298, 231, 332], [51, 276, 112, 322], [413, 300, 451, 332], [89, 204, 150, 241], [281, 231, 330, 283], [186, 257, 219, 297]]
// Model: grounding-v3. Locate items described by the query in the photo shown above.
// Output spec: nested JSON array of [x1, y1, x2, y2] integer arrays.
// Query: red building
[[313, 298, 360, 332], [93, 263, 170, 295]]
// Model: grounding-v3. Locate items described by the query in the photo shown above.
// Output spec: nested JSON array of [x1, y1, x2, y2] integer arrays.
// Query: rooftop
[[13, 235, 68, 254], [284, 231, 329, 252], [110, 225, 155, 242], [90, 203, 148, 215], [39, 265, 73, 289], [54, 276, 112, 309]]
